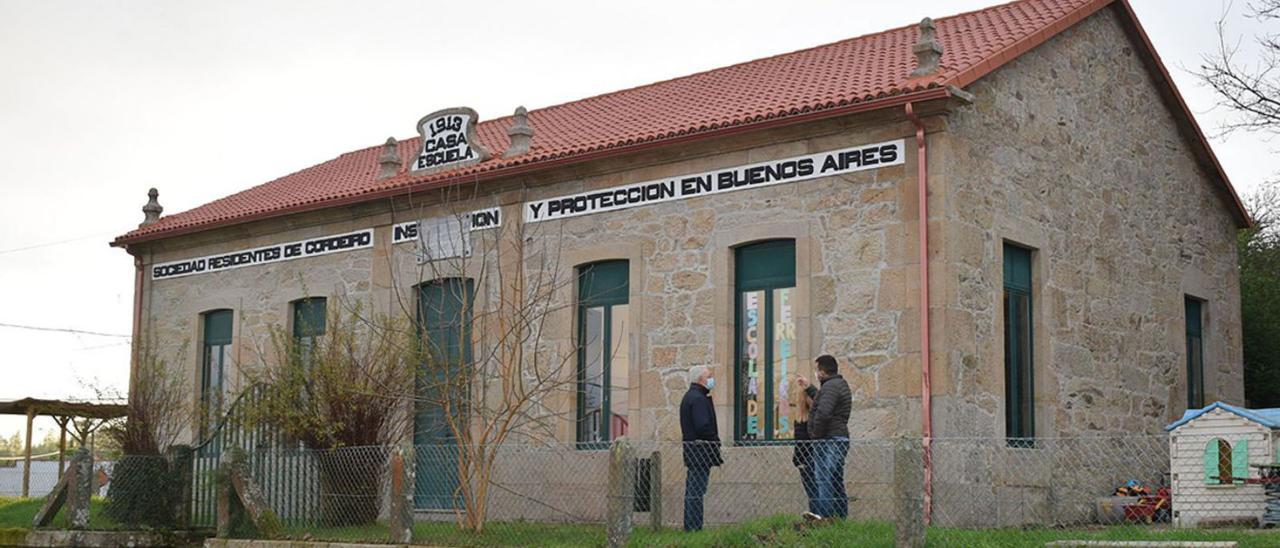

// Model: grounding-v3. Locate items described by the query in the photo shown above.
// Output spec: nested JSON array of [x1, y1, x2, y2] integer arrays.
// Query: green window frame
[[576, 260, 630, 447], [201, 309, 233, 431], [292, 297, 326, 366], [1185, 297, 1205, 409], [1003, 244, 1034, 447], [734, 239, 799, 443]]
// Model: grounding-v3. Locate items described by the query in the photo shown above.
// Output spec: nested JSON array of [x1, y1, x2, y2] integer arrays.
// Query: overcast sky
[[0, 0, 1274, 439]]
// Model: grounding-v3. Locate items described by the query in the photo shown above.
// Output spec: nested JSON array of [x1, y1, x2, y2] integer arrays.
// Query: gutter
[[904, 101, 934, 524], [112, 87, 953, 247]]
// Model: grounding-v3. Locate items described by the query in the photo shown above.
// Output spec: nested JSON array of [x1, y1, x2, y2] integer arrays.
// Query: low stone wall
[[21, 529, 205, 547]]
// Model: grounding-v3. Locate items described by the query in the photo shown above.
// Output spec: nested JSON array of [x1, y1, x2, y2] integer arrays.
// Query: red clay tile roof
[[112, 0, 1246, 246]]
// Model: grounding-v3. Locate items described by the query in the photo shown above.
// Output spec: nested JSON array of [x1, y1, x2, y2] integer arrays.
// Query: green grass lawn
[[281, 514, 1280, 547], [7, 497, 1280, 547], [0, 495, 115, 530]]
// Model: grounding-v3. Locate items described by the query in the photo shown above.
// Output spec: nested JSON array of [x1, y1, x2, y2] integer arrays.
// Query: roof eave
[[111, 86, 953, 248]]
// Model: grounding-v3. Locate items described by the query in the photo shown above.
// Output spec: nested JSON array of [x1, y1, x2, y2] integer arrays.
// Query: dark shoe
[[802, 511, 822, 522]]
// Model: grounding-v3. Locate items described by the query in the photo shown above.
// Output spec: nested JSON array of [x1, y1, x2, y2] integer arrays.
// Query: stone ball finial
[[140, 188, 163, 227], [910, 17, 944, 78], [378, 136, 402, 179], [504, 106, 534, 158]]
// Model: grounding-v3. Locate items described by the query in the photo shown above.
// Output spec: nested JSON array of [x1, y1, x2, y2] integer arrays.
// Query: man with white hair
[[679, 364, 722, 531]]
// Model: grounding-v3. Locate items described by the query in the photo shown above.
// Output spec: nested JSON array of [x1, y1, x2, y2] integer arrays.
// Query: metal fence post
[[389, 444, 414, 543], [607, 438, 635, 548], [649, 450, 663, 531], [894, 437, 925, 548], [168, 444, 194, 529]]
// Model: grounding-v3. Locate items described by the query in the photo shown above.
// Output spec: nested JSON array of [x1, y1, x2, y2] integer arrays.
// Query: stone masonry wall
[[137, 113, 923, 446], [934, 5, 1244, 439]]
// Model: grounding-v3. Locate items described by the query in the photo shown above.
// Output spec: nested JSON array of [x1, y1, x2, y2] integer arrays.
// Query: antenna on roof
[[504, 106, 534, 158], [140, 188, 162, 227], [378, 137, 402, 179], [910, 18, 944, 78]]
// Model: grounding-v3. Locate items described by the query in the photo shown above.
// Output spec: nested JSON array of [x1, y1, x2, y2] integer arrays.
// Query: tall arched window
[[734, 240, 801, 442], [577, 260, 630, 446], [200, 309, 233, 429]]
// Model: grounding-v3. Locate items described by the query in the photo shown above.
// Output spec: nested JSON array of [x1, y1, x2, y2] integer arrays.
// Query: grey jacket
[[808, 374, 851, 439]]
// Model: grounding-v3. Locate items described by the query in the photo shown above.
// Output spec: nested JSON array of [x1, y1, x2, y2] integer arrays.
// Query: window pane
[[740, 290, 766, 440], [1004, 289, 1034, 443], [609, 304, 630, 440], [1189, 336, 1204, 408], [293, 298, 326, 339], [1186, 297, 1204, 409], [203, 344, 226, 417], [736, 240, 796, 289], [1003, 243, 1034, 445], [772, 287, 798, 439], [579, 261, 629, 304], [1013, 293, 1033, 437], [582, 306, 606, 443], [204, 310, 232, 344]]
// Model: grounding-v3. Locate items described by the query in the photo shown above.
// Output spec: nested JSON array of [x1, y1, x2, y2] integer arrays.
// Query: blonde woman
[[791, 376, 819, 517]]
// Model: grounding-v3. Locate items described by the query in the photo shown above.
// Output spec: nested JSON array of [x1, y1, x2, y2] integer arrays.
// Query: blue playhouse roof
[[1165, 401, 1280, 431]]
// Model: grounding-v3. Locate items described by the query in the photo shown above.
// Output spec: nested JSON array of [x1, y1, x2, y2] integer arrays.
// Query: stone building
[[113, 0, 1249, 466]]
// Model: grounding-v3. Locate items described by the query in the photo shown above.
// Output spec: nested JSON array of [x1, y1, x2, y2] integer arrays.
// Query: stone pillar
[[606, 439, 635, 548], [893, 437, 925, 548], [388, 444, 414, 544], [649, 451, 663, 531], [66, 449, 93, 530], [216, 459, 233, 539], [168, 444, 194, 529]]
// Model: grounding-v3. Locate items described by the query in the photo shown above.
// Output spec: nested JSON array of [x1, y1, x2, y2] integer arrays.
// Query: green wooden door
[[414, 278, 472, 510]]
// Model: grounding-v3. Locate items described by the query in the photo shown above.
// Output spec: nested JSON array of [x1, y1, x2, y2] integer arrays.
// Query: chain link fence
[[13, 434, 1280, 545], [0, 458, 115, 499]]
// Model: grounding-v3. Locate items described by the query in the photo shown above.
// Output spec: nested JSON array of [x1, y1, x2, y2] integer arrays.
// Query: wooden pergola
[[0, 398, 127, 497]]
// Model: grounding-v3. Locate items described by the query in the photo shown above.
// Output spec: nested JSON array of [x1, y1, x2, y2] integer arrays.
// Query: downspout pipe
[[128, 252, 143, 409], [904, 101, 933, 524]]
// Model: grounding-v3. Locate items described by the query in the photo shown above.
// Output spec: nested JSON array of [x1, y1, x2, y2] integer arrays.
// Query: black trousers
[[683, 464, 710, 531]]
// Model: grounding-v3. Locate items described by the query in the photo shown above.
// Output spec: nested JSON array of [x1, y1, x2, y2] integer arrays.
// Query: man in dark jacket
[[798, 354, 851, 519], [679, 365, 721, 531]]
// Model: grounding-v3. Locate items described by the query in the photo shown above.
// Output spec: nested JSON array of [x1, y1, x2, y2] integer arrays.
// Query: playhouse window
[[1203, 438, 1250, 485]]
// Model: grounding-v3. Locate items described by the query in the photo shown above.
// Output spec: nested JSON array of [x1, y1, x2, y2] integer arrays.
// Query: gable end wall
[[934, 4, 1244, 437]]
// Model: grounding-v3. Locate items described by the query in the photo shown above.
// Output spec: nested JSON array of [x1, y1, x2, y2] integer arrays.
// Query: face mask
[[705, 377, 716, 390]]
